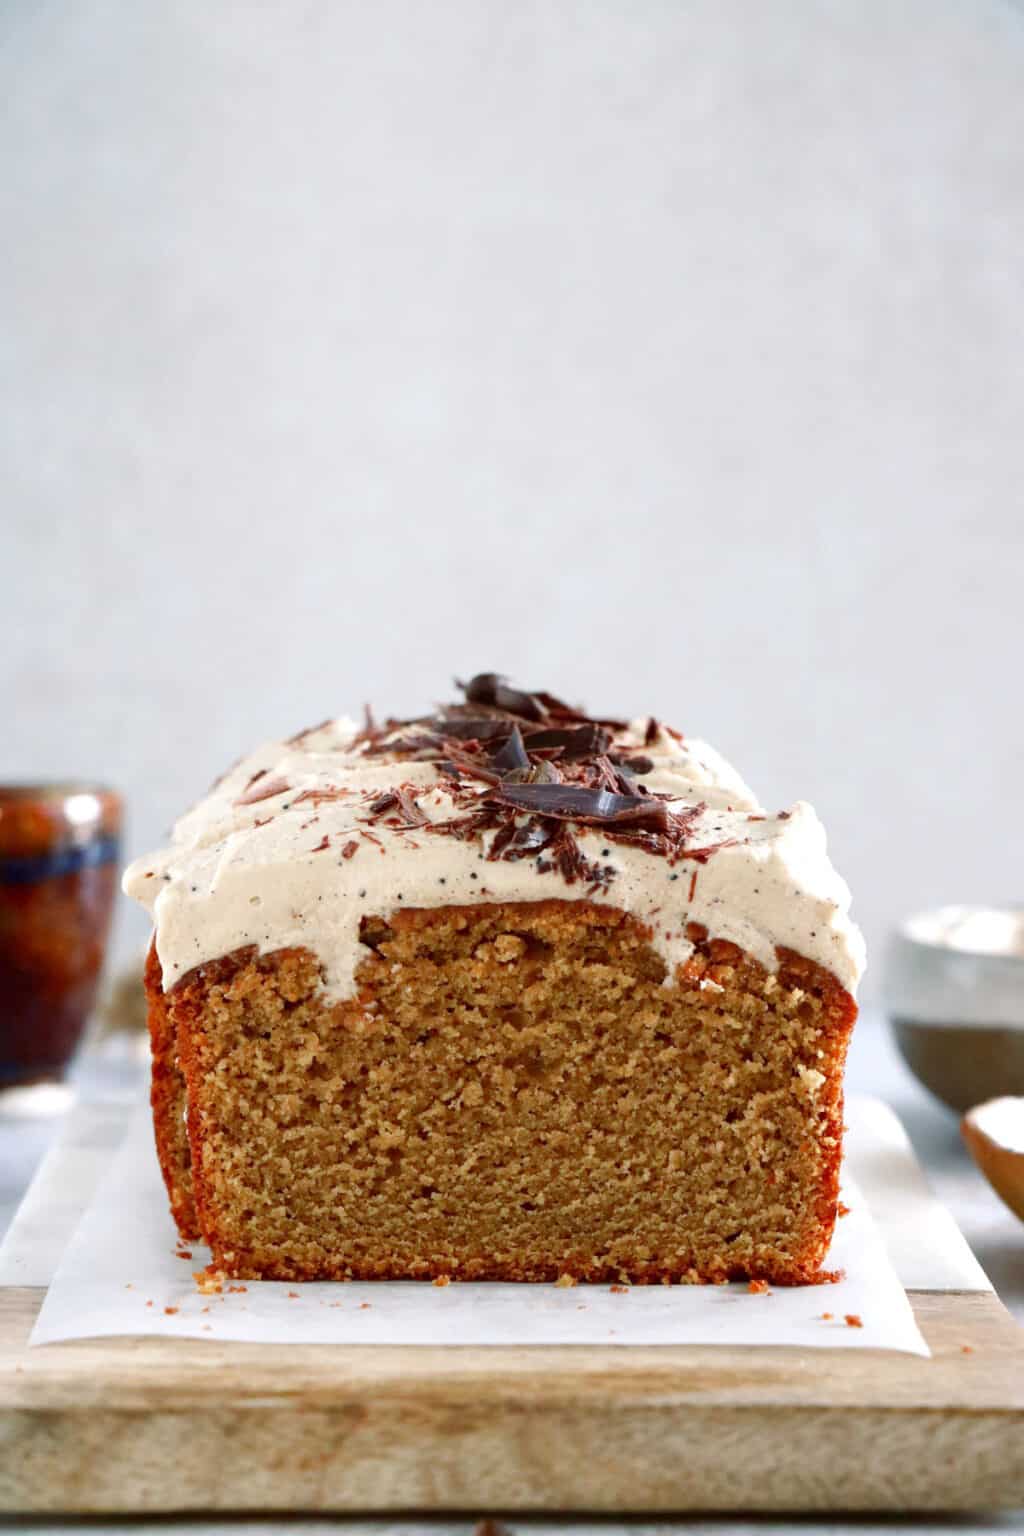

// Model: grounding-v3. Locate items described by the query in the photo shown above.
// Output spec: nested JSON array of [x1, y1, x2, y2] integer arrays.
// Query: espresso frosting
[[124, 677, 865, 999]]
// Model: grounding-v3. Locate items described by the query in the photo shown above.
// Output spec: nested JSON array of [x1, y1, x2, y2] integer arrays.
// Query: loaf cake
[[124, 673, 864, 1284]]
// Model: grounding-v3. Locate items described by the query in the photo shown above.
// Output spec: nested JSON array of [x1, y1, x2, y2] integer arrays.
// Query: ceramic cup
[[885, 904, 1024, 1113], [0, 783, 122, 1085]]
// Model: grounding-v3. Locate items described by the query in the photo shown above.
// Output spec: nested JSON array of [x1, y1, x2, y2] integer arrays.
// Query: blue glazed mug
[[0, 783, 122, 1085]]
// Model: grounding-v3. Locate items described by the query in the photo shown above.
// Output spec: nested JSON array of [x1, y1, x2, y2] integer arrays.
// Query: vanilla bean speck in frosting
[[124, 673, 866, 999]]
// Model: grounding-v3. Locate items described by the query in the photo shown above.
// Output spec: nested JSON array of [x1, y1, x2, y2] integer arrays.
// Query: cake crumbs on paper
[[961, 1344, 973, 1354], [163, 1306, 179, 1316], [747, 1279, 770, 1295], [287, 1291, 300, 1299], [845, 1313, 863, 1329], [175, 1247, 193, 1259], [228, 1285, 248, 1293], [554, 1273, 576, 1288], [433, 1274, 451, 1287], [359, 1302, 372, 1310], [837, 1201, 851, 1218], [609, 1284, 629, 1294], [820, 1311, 834, 1321], [194, 1268, 224, 1296]]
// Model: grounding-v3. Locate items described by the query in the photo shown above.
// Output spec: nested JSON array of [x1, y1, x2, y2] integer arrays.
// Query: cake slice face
[[126, 675, 864, 1282]]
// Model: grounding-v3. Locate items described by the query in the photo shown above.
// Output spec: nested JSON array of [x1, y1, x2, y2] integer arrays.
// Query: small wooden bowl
[[961, 1097, 1024, 1224]]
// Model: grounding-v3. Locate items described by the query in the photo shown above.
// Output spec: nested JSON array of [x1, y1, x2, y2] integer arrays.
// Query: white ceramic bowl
[[885, 905, 1024, 1113]]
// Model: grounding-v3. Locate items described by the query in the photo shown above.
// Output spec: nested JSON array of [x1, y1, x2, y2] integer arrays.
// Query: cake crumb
[[287, 1291, 300, 1299], [837, 1201, 851, 1218], [164, 1306, 179, 1316], [194, 1269, 224, 1296], [554, 1273, 576, 1288], [433, 1274, 451, 1287], [609, 1284, 629, 1294], [359, 1302, 371, 1309], [961, 1344, 973, 1354], [175, 1248, 193, 1260], [820, 1311, 834, 1320], [844, 1313, 863, 1328], [748, 1278, 770, 1294]]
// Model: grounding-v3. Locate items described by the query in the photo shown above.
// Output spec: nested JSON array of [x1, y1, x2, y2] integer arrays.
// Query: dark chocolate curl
[[434, 717, 513, 742], [459, 673, 545, 721], [491, 725, 530, 775], [495, 782, 676, 832], [522, 724, 611, 758]]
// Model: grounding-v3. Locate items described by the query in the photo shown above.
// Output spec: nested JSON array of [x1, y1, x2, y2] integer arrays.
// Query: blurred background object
[[962, 1097, 1024, 1224], [2, 0, 1023, 1004], [0, 784, 121, 1086], [886, 906, 1024, 1112]]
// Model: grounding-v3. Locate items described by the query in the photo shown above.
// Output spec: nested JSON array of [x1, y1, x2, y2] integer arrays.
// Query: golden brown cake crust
[[165, 900, 856, 1286], [145, 939, 199, 1241]]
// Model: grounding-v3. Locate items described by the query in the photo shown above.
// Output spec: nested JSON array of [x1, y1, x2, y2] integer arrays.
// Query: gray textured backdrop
[[3, 0, 1023, 997]]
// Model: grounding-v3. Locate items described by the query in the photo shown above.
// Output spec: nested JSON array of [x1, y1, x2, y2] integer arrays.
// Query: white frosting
[[124, 715, 865, 999]]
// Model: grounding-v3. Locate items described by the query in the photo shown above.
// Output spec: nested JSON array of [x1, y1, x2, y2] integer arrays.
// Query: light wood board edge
[[1, 1287, 1023, 1514]]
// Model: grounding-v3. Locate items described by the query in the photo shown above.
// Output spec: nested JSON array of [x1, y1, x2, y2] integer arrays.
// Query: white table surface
[[1, 1007, 1022, 1534]]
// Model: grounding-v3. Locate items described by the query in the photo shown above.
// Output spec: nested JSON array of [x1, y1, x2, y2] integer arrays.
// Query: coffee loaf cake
[[124, 674, 864, 1284]]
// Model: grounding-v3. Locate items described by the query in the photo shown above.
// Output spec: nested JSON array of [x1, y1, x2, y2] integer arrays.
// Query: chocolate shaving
[[459, 672, 546, 721], [291, 785, 351, 807], [532, 690, 629, 731], [491, 725, 529, 775], [522, 724, 611, 758], [644, 717, 660, 745], [436, 716, 514, 742], [236, 774, 290, 806], [440, 751, 502, 786], [502, 759, 562, 786], [366, 788, 429, 827], [495, 782, 677, 832]]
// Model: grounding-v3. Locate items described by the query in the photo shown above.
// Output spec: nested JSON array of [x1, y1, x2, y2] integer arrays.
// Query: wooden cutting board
[[1, 1101, 1023, 1515], [2, 1285, 1024, 1513]]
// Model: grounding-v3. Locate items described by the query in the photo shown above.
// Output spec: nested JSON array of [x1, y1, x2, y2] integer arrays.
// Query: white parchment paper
[[30, 1102, 929, 1354]]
